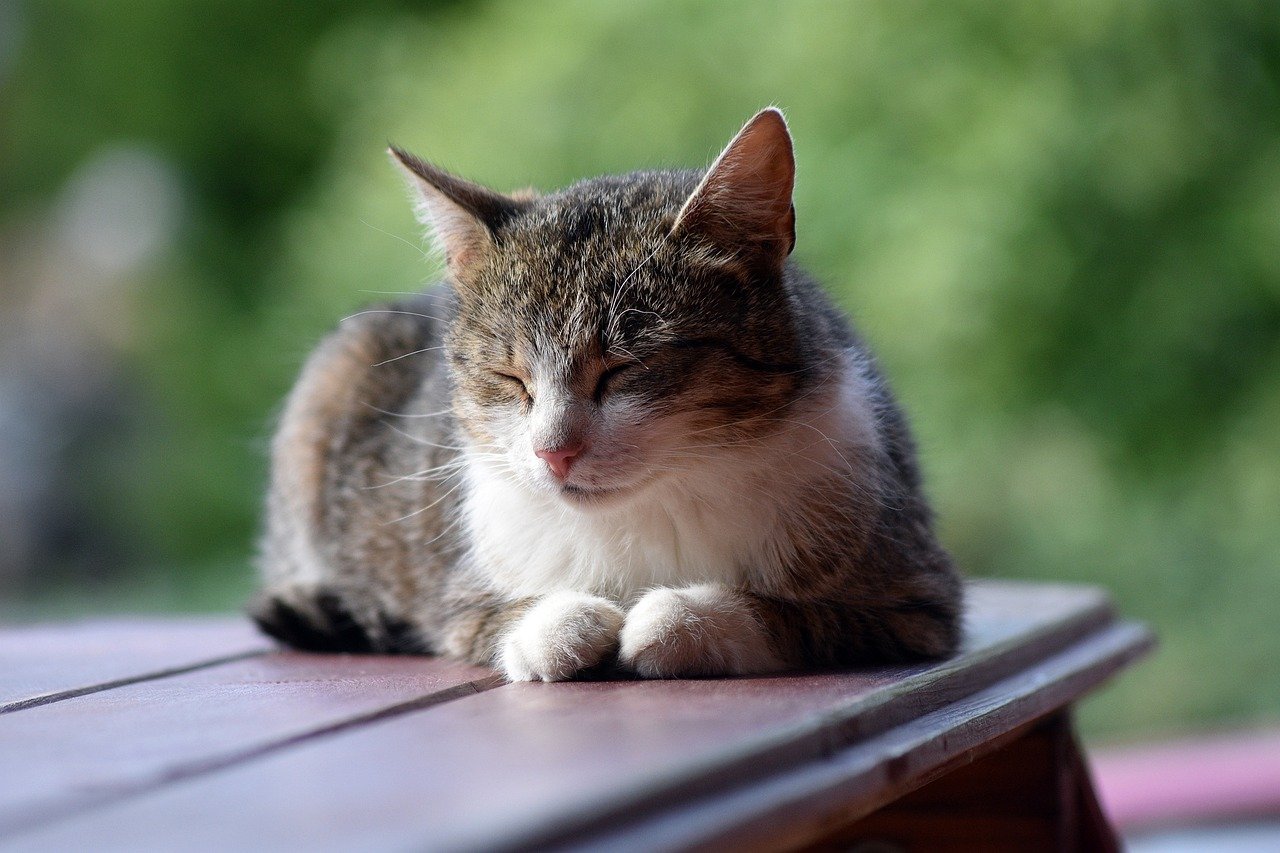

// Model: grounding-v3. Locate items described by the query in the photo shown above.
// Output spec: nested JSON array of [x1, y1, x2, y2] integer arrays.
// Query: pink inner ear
[[673, 109, 796, 259]]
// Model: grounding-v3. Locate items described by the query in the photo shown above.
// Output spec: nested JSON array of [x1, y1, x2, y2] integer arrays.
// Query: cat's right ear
[[388, 146, 529, 272], [671, 108, 796, 269]]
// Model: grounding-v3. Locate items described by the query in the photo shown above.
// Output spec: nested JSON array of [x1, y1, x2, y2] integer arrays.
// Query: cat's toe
[[500, 591, 625, 682], [618, 586, 785, 678]]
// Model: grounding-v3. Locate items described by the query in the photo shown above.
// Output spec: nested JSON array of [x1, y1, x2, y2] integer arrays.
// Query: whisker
[[372, 345, 445, 367], [365, 461, 470, 489], [606, 236, 669, 338], [342, 309, 449, 324], [358, 218, 433, 261], [381, 422, 479, 452], [363, 403, 454, 419], [383, 477, 468, 525]]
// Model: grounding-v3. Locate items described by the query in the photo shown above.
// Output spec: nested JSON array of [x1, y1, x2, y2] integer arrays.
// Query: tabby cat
[[252, 108, 962, 680]]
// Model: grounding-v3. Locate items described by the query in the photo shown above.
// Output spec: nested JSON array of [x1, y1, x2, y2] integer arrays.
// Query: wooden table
[[0, 581, 1150, 852]]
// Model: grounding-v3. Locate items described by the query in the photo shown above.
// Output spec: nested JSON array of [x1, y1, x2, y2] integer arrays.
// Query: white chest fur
[[460, 353, 879, 604]]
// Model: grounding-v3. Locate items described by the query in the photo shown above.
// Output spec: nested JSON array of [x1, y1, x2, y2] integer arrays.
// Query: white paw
[[618, 585, 786, 678], [500, 591, 625, 682]]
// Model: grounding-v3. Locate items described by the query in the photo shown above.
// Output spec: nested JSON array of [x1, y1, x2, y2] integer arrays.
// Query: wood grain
[[802, 714, 1121, 853], [565, 621, 1149, 851], [0, 651, 500, 835], [0, 618, 270, 713], [2, 581, 1150, 852], [806, 716, 1070, 852]]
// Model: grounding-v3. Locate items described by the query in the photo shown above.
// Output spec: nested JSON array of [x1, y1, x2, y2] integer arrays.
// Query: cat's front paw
[[500, 591, 625, 682], [618, 585, 786, 678]]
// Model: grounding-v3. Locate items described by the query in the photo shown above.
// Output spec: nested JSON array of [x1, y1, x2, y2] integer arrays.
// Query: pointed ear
[[388, 146, 528, 271], [672, 108, 796, 266]]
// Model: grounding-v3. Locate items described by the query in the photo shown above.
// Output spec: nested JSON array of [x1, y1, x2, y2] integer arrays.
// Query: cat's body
[[253, 110, 962, 679]]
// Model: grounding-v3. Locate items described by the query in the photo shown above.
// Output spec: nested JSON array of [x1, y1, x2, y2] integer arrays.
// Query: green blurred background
[[1, 0, 1277, 741]]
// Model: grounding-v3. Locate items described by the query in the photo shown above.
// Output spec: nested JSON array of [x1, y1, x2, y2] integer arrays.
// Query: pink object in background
[[1093, 729, 1280, 830]]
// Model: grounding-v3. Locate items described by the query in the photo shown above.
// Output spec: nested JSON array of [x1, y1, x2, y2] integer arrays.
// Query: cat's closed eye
[[494, 372, 532, 402], [594, 362, 636, 402], [256, 108, 964, 683]]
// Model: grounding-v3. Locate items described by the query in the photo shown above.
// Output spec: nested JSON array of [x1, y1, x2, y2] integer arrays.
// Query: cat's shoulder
[[273, 288, 450, 463]]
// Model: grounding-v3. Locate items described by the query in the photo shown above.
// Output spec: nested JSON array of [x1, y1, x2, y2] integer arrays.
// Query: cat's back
[[255, 288, 462, 650]]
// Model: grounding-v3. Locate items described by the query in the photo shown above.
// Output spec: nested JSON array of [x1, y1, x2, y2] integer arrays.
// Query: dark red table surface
[[0, 581, 1150, 851]]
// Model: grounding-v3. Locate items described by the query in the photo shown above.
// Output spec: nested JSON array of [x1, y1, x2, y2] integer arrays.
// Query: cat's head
[[392, 108, 819, 508]]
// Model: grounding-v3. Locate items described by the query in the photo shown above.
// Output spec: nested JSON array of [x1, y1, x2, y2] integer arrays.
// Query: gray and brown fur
[[252, 109, 962, 672]]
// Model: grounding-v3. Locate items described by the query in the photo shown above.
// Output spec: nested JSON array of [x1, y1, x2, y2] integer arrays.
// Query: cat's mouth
[[559, 482, 630, 505]]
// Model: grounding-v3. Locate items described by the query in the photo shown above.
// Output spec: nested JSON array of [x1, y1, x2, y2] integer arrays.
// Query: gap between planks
[[0, 650, 269, 715], [0, 670, 505, 838]]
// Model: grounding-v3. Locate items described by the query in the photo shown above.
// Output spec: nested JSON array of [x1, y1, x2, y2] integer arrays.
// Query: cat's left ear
[[388, 146, 530, 272], [671, 107, 796, 267]]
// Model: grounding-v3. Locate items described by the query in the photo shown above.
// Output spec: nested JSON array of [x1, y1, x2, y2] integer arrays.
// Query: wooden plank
[[588, 621, 1149, 852], [1065, 723, 1123, 853], [3, 581, 1147, 852], [0, 618, 270, 713], [803, 714, 1122, 853], [0, 652, 499, 836], [803, 716, 1070, 852]]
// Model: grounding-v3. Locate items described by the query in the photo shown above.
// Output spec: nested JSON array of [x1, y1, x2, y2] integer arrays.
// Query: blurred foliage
[[2, 0, 1278, 739]]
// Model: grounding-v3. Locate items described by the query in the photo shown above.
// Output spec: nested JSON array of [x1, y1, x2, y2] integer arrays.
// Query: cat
[[251, 108, 963, 681]]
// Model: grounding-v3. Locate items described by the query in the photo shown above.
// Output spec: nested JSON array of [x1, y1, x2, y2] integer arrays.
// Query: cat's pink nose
[[535, 443, 583, 481]]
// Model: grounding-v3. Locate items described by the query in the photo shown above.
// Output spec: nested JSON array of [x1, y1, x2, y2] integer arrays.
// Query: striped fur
[[254, 109, 962, 679]]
